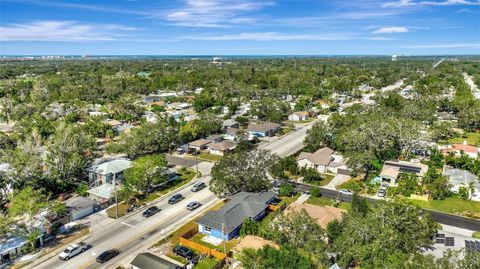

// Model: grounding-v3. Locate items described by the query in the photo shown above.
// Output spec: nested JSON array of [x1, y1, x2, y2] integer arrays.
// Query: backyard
[[448, 132, 480, 146]]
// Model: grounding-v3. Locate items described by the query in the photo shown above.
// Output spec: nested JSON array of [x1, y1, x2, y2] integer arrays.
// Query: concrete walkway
[[324, 174, 351, 190]]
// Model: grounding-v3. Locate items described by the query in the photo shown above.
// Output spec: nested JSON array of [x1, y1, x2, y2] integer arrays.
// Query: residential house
[[436, 111, 457, 121], [379, 160, 428, 186], [0, 237, 28, 266], [297, 147, 349, 175], [0, 163, 12, 198], [316, 100, 330, 110], [143, 111, 157, 123], [443, 167, 480, 201], [87, 158, 132, 203], [113, 123, 134, 135], [441, 141, 479, 159], [223, 128, 244, 141], [131, 252, 185, 269], [197, 192, 277, 241], [208, 141, 238, 156], [0, 122, 14, 133], [288, 111, 309, 121], [246, 122, 281, 138], [187, 139, 212, 152], [104, 119, 122, 128], [65, 196, 100, 221], [166, 102, 191, 111], [222, 119, 239, 129]]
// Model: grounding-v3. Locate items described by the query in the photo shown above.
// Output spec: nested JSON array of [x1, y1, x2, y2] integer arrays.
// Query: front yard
[[185, 153, 223, 162], [307, 196, 351, 210], [305, 174, 335, 186], [409, 196, 480, 219]]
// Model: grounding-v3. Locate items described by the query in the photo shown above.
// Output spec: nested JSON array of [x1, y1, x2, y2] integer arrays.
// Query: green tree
[[210, 150, 278, 197], [239, 217, 260, 236], [238, 245, 315, 269], [458, 186, 470, 200], [303, 121, 328, 152], [397, 173, 419, 197], [124, 154, 168, 194], [279, 183, 296, 197]]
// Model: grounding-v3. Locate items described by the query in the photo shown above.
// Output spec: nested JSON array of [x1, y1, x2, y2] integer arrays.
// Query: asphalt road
[[294, 182, 480, 231], [33, 176, 218, 269], [259, 122, 314, 157]]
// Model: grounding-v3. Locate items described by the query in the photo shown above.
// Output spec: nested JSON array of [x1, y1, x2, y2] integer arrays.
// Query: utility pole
[[222, 223, 227, 255], [113, 173, 118, 219]]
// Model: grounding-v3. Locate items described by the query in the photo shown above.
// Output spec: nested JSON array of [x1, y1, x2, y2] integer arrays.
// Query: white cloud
[[0, 21, 135, 41], [162, 0, 273, 27], [405, 43, 480, 48], [182, 32, 390, 41], [372, 26, 409, 33], [383, 0, 480, 8]]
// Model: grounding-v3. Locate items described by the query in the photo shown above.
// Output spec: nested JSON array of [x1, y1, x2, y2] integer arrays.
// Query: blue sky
[[0, 0, 479, 55]]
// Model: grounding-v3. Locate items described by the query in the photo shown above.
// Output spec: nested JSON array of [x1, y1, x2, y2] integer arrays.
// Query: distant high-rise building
[[392, 55, 398, 61]]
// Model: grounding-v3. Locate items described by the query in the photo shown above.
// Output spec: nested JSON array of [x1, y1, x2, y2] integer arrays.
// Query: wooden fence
[[179, 228, 227, 260]]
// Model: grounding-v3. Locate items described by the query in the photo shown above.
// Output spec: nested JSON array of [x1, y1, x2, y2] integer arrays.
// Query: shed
[[65, 196, 99, 221]]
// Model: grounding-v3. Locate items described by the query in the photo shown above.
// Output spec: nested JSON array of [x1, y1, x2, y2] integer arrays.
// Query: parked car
[[142, 206, 160, 218], [338, 189, 353, 196], [377, 188, 386, 198], [168, 194, 185, 204], [173, 245, 196, 261], [191, 182, 206, 192], [58, 242, 89, 260], [177, 147, 186, 154], [96, 249, 120, 263], [380, 183, 389, 190], [186, 201, 201, 211]]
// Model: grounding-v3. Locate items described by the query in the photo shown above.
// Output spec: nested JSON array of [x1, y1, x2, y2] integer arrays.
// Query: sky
[[0, 0, 479, 55]]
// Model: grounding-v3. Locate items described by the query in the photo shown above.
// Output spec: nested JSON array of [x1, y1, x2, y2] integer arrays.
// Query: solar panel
[[436, 234, 445, 238], [436, 238, 445, 244], [465, 240, 480, 253], [445, 237, 455, 246]]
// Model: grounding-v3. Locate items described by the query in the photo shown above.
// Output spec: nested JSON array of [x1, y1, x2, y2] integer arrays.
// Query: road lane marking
[[78, 197, 220, 269], [121, 221, 135, 228]]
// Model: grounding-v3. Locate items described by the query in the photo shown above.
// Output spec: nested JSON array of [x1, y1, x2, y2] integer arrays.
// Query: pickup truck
[[58, 242, 88, 260]]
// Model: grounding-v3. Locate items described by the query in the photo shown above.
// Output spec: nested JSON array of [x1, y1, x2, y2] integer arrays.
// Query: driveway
[[324, 174, 351, 190]]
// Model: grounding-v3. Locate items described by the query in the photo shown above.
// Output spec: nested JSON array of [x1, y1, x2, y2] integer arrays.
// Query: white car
[[59, 242, 88, 260], [338, 189, 353, 196]]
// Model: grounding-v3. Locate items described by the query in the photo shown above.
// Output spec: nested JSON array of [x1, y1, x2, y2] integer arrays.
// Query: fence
[[179, 228, 227, 260]]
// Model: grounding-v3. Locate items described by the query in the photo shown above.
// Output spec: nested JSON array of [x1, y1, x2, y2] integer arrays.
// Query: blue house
[[196, 192, 277, 241], [246, 122, 281, 138]]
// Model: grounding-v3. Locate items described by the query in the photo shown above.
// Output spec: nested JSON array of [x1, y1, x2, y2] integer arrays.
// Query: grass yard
[[473, 231, 480, 239], [198, 153, 223, 162], [409, 196, 480, 219], [307, 196, 351, 210], [106, 202, 130, 219], [194, 257, 219, 269], [142, 168, 196, 203], [449, 132, 480, 146], [306, 174, 335, 187], [336, 177, 364, 192]]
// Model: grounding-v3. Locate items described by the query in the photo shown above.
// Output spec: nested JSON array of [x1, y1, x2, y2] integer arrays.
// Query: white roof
[[91, 159, 132, 175], [87, 184, 115, 199]]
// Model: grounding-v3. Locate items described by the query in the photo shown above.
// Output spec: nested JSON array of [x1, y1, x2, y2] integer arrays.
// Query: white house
[[379, 160, 428, 186], [288, 111, 309, 121], [208, 140, 238, 156], [296, 147, 349, 175], [443, 167, 480, 201], [87, 158, 132, 203]]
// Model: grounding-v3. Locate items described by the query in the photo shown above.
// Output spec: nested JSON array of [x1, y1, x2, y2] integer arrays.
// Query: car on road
[[173, 245, 196, 261], [96, 249, 120, 263], [339, 189, 353, 196], [168, 194, 185, 204], [58, 242, 88, 260], [142, 206, 160, 217], [191, 182, 206, 192], [186, 201, 201, 211]]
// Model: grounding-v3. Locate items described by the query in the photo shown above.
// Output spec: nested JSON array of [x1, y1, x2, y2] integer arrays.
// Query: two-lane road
[[32, 176, 218, 269]]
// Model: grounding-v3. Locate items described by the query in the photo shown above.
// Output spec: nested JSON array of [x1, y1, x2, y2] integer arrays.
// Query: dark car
[[168, 194, 185, 204], [96, 249, 120, 263], [191, 182, 206, 192], [142, 206, 160, 218], [173, 245, 196, 260], [186, 201, 201, 211]]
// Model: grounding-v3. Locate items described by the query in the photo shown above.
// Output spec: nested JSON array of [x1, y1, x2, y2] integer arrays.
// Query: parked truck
[[58, 242, 89, 260]]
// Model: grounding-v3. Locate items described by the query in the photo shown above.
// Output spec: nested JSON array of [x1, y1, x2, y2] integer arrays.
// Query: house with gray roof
[[131, 252, 185, 269], [87, 158, 132, 203], [246, 122, 281, 138], [443, 167, 480, 201], [196, 192, 276, 241]]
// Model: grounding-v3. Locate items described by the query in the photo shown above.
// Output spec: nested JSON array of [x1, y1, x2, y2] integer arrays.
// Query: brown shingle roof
[[246, 122, 281, 133], [297, 147, 334, 166], [188, 139, 212, 147], [208, 140, 237, 151]]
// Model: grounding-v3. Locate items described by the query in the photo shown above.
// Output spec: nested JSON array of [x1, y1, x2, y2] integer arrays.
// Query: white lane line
[[121, 222, 135, 228]]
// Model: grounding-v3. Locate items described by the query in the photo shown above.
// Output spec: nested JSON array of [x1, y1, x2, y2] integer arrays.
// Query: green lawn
[[449, 132, 480, 147], [106, 202, 130, 219], [194, 257, 219, 269], [409, 196, 480, 219], [142, 169, 196, 203], [473, 231, 480, 239], [186, 153, 223, 162], [307, 196, 351, 210], [305, 174, 335, 187]]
